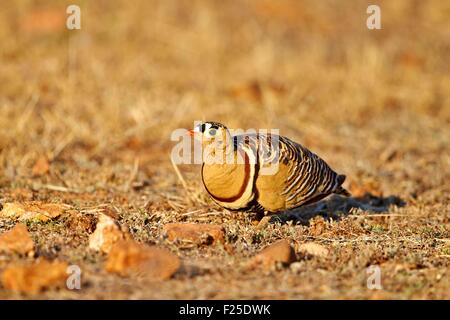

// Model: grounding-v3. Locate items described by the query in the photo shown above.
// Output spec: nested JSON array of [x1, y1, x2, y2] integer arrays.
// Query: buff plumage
[[190, 122, 350, 214]]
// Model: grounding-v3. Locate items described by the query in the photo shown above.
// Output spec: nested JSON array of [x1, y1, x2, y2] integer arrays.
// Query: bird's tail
[[334, 174, 351, 197]]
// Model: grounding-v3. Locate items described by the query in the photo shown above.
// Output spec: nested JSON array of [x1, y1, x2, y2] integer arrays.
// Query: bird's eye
[[208, 129, 217, 136]]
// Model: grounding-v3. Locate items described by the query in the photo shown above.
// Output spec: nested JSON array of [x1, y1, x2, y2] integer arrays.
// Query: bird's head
[[188, 122, 231, 145]]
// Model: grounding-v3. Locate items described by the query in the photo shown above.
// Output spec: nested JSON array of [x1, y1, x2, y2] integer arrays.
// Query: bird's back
[[201, 131, 349, 213], [235, 132, 348, 212]]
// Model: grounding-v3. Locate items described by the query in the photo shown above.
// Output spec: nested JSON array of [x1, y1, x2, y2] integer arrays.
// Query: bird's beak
[[187, 129, 195, 136]]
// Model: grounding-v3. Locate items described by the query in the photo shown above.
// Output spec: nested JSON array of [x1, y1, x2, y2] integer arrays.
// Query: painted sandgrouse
[[188, 122, 350, 219]]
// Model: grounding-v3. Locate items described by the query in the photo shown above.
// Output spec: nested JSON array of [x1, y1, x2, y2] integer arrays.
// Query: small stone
[[0, 202, 67, 222], [32, 156, 50, 176], [163, 223, 225, 245], [89, 213, 129, 254], [249, 239, 296, 270], [0, 224, 34, 256], [297, 242, 329, 257], [2, 259, 68, 294], [106, 240, 180, 280]]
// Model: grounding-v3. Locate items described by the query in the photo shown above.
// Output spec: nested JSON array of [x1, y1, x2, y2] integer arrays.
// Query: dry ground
[[0, 0, 449, 299]]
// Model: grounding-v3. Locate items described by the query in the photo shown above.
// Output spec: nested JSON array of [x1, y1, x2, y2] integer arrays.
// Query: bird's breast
[[201, 148, 256, 209]]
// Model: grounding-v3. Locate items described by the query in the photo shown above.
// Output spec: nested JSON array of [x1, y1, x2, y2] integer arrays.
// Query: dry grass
[[0, 0, 449, 299]]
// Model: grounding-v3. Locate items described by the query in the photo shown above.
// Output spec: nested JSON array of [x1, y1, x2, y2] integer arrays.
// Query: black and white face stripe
[[193, 122, 224, 139], [194, 123, 208, 133]]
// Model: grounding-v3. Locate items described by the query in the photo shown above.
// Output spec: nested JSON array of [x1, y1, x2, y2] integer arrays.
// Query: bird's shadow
[[269, 193, 406, 225]]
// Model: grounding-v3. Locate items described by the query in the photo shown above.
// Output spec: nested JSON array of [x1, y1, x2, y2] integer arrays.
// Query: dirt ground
[[0, 0, 449, 299]]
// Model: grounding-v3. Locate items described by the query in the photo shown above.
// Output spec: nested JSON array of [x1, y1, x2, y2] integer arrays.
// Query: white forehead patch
[[194, 122, 212, 132]]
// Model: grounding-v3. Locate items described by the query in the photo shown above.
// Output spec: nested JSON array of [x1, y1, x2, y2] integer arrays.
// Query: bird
[[187, 121, 350, 223]]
